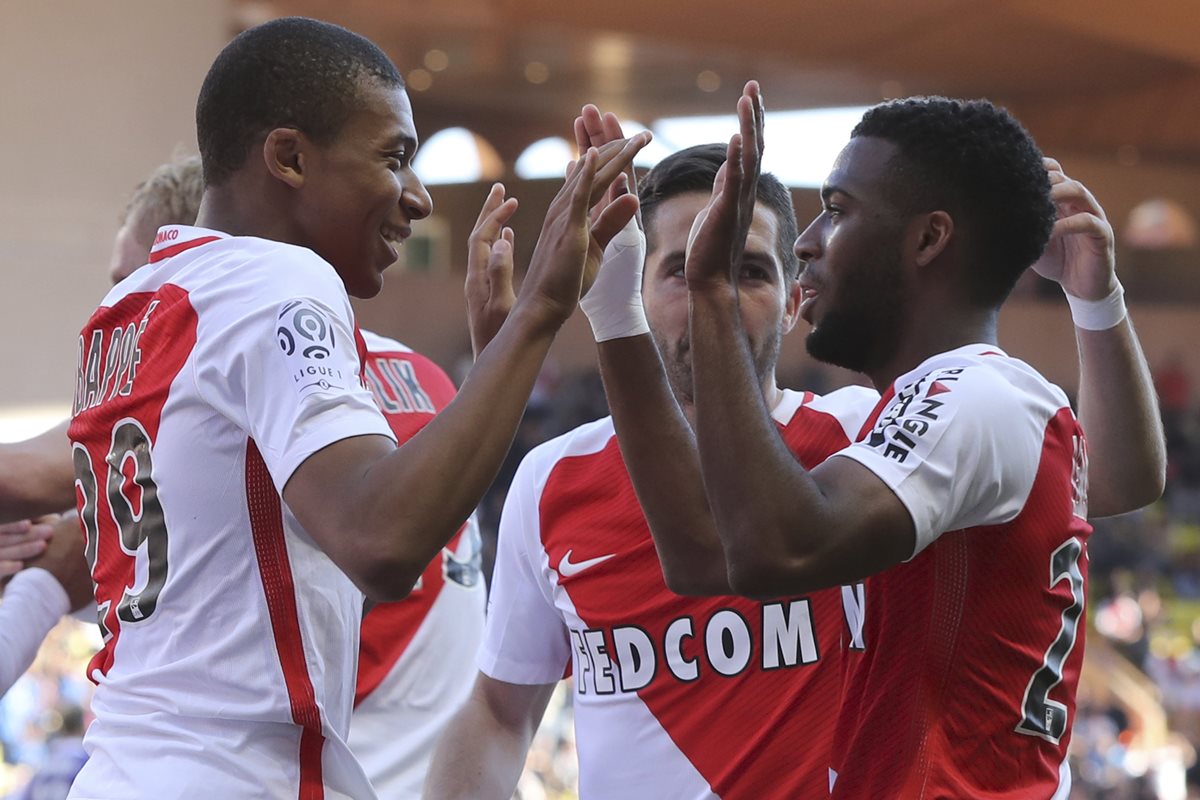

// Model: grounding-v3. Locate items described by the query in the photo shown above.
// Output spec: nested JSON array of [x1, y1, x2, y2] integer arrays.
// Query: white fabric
[[1065, 281, 1127, 331], [837, 343, 1072, 557], [479, 417, 716, 799], [0, 568, 69, 696], [580, 218, 650, 342], [349, 520, 485, 799], [69, 226, 391, 800]]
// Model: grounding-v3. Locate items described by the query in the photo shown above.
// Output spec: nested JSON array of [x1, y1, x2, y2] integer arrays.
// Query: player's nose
[[402, 173, 433, 222], [794, 218, 822, 263]]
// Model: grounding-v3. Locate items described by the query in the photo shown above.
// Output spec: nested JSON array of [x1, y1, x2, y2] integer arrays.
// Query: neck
[[677, 375, 782, 430], [865, 305, 998, 391], [195, 174, 300, 244]]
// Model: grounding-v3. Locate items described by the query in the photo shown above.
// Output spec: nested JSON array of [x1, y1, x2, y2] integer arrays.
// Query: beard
[[655, 325, 783, 408], [805, 251, 907, 375]]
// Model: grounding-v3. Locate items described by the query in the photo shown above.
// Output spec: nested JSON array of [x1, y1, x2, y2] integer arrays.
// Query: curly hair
[[852, 97, 1055, 306], [196, 17, 404, 187], [120, 155, 203, 231], [639, 143, 801, 283]]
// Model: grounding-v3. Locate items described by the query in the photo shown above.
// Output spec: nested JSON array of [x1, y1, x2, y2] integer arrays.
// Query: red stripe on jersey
[[855, 383, 895, 443], [68, 286, 198, 680], [147, 236, 222, 263], [540, 404, 856, 799], [354, 346, 463, 706], [246, 440, 325, 799]]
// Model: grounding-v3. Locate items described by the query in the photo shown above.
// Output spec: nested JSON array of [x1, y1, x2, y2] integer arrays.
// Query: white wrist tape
[[581, 218, 650, 342], [1065, 282, 1126, 331]]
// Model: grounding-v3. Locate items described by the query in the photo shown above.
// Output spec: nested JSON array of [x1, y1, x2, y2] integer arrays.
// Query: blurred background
[[2, 1, 1199, 797]]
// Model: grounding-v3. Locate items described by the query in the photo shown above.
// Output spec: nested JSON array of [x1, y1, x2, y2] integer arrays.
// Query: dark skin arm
[[0, 420, 76, 523], [1035, 159, 1165, 516], [284, 135, 651, 602], [685, 83, 915, 597]]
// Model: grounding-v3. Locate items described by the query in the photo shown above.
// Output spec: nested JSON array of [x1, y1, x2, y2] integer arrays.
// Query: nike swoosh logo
[[557, 549, 616, 577]]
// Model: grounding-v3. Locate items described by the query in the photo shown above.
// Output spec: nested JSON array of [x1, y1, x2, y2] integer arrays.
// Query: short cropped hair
[[852, 97, 1055, 306], [638, 144, 801, 282], [120, 155, 203, 231], [196, 16, 404, 186]]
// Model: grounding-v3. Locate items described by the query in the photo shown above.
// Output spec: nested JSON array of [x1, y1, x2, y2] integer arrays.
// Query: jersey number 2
[[73, 419, 170, 633], [1015, 537, 1084, 744]]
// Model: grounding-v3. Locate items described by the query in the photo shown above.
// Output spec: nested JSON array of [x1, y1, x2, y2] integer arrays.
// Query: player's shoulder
[[894, 344, 1069, 421], [778, 385, 881, 440], [514, 417, 617, 495], [358, 329, 414, 355]]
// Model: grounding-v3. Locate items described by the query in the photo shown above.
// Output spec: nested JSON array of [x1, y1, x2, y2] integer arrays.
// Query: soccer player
[[424, 143, 878, 799], [675, 86, 1164, 797], [66, 17, 647, 799]]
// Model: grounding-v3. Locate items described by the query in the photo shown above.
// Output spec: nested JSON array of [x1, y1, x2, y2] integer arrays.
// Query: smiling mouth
[[381, 224, 411, 246]]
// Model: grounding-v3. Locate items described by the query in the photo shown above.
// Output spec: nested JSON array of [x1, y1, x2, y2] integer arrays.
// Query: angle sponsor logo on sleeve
[[276, 299, 347, 397], [865, 368, 963, 463]]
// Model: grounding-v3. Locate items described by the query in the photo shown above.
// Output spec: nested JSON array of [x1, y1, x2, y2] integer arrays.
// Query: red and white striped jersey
[[350, 331, 485, 798], [480, 387, 879, 800], [829, 343, 1091, 799], [67, 226, 394, 799]]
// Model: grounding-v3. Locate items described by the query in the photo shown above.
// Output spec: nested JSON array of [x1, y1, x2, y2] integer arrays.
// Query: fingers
[[592, 194, 641, 249], [581, 104, 608, 148], [569, 149, 599, 226], [1050, 178, 1107, 222], [1043, 156, 1063, 173], [0, 536, 50, 562], [588, 132, 653, 206], [472, 183, 506, 230], [1052, 212, 1113, 242]]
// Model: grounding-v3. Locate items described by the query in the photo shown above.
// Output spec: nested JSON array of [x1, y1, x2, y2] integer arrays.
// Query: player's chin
[[346, 268, 385, 299]]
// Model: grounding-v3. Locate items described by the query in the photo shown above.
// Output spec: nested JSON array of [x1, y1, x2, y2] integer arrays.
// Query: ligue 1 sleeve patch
[[275, 299, 350, 399]]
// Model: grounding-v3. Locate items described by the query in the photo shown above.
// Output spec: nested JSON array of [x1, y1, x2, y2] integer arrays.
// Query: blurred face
[[294, 80, 433, 298], [109, 214, 153, 284], [642, 191, 800, 405], [794, 136, 911, 375]]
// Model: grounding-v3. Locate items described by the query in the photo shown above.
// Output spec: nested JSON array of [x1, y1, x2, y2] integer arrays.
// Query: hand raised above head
[[515, 132, 652, 332], [685, 81, 765, 291], [466, 183, 519, 359]]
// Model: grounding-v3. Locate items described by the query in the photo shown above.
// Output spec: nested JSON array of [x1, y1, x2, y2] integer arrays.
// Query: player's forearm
[[423, 689, 540, 799], [1075, 317, 1165, 517], [350, 307, 559, 597], [598, 335, 731, 595], [0, 568, 69, 695], [0, 421, 76, 524], [688, 287, 830, 594]]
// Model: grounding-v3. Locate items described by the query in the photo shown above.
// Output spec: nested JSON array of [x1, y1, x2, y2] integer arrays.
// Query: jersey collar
[[147, 225, 229, 263]]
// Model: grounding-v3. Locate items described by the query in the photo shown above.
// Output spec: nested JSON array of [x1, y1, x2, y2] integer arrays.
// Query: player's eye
[[385, 151, 408, 170]]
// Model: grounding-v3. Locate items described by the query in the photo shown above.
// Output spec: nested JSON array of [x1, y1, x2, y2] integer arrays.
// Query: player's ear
[[911, 210, 953, 268], [262, 128, 307, 190], [781, 271, 803, 334]]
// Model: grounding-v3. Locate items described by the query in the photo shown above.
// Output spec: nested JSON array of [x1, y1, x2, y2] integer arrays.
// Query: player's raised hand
[[1033, 157, 1117, 301], [466, 183, 519, 359], [685, 81, 765, 289], [575, 105, 643, 229], [0, 517, 54, 583], [517, 133, 651, 330]]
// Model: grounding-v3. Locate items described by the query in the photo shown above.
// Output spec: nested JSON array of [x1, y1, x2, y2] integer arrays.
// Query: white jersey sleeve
[[0, 568, 69, 695], [837, 362, 1051, 557], [478, 454, 571, 685], [191, 250, 395, 493]]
